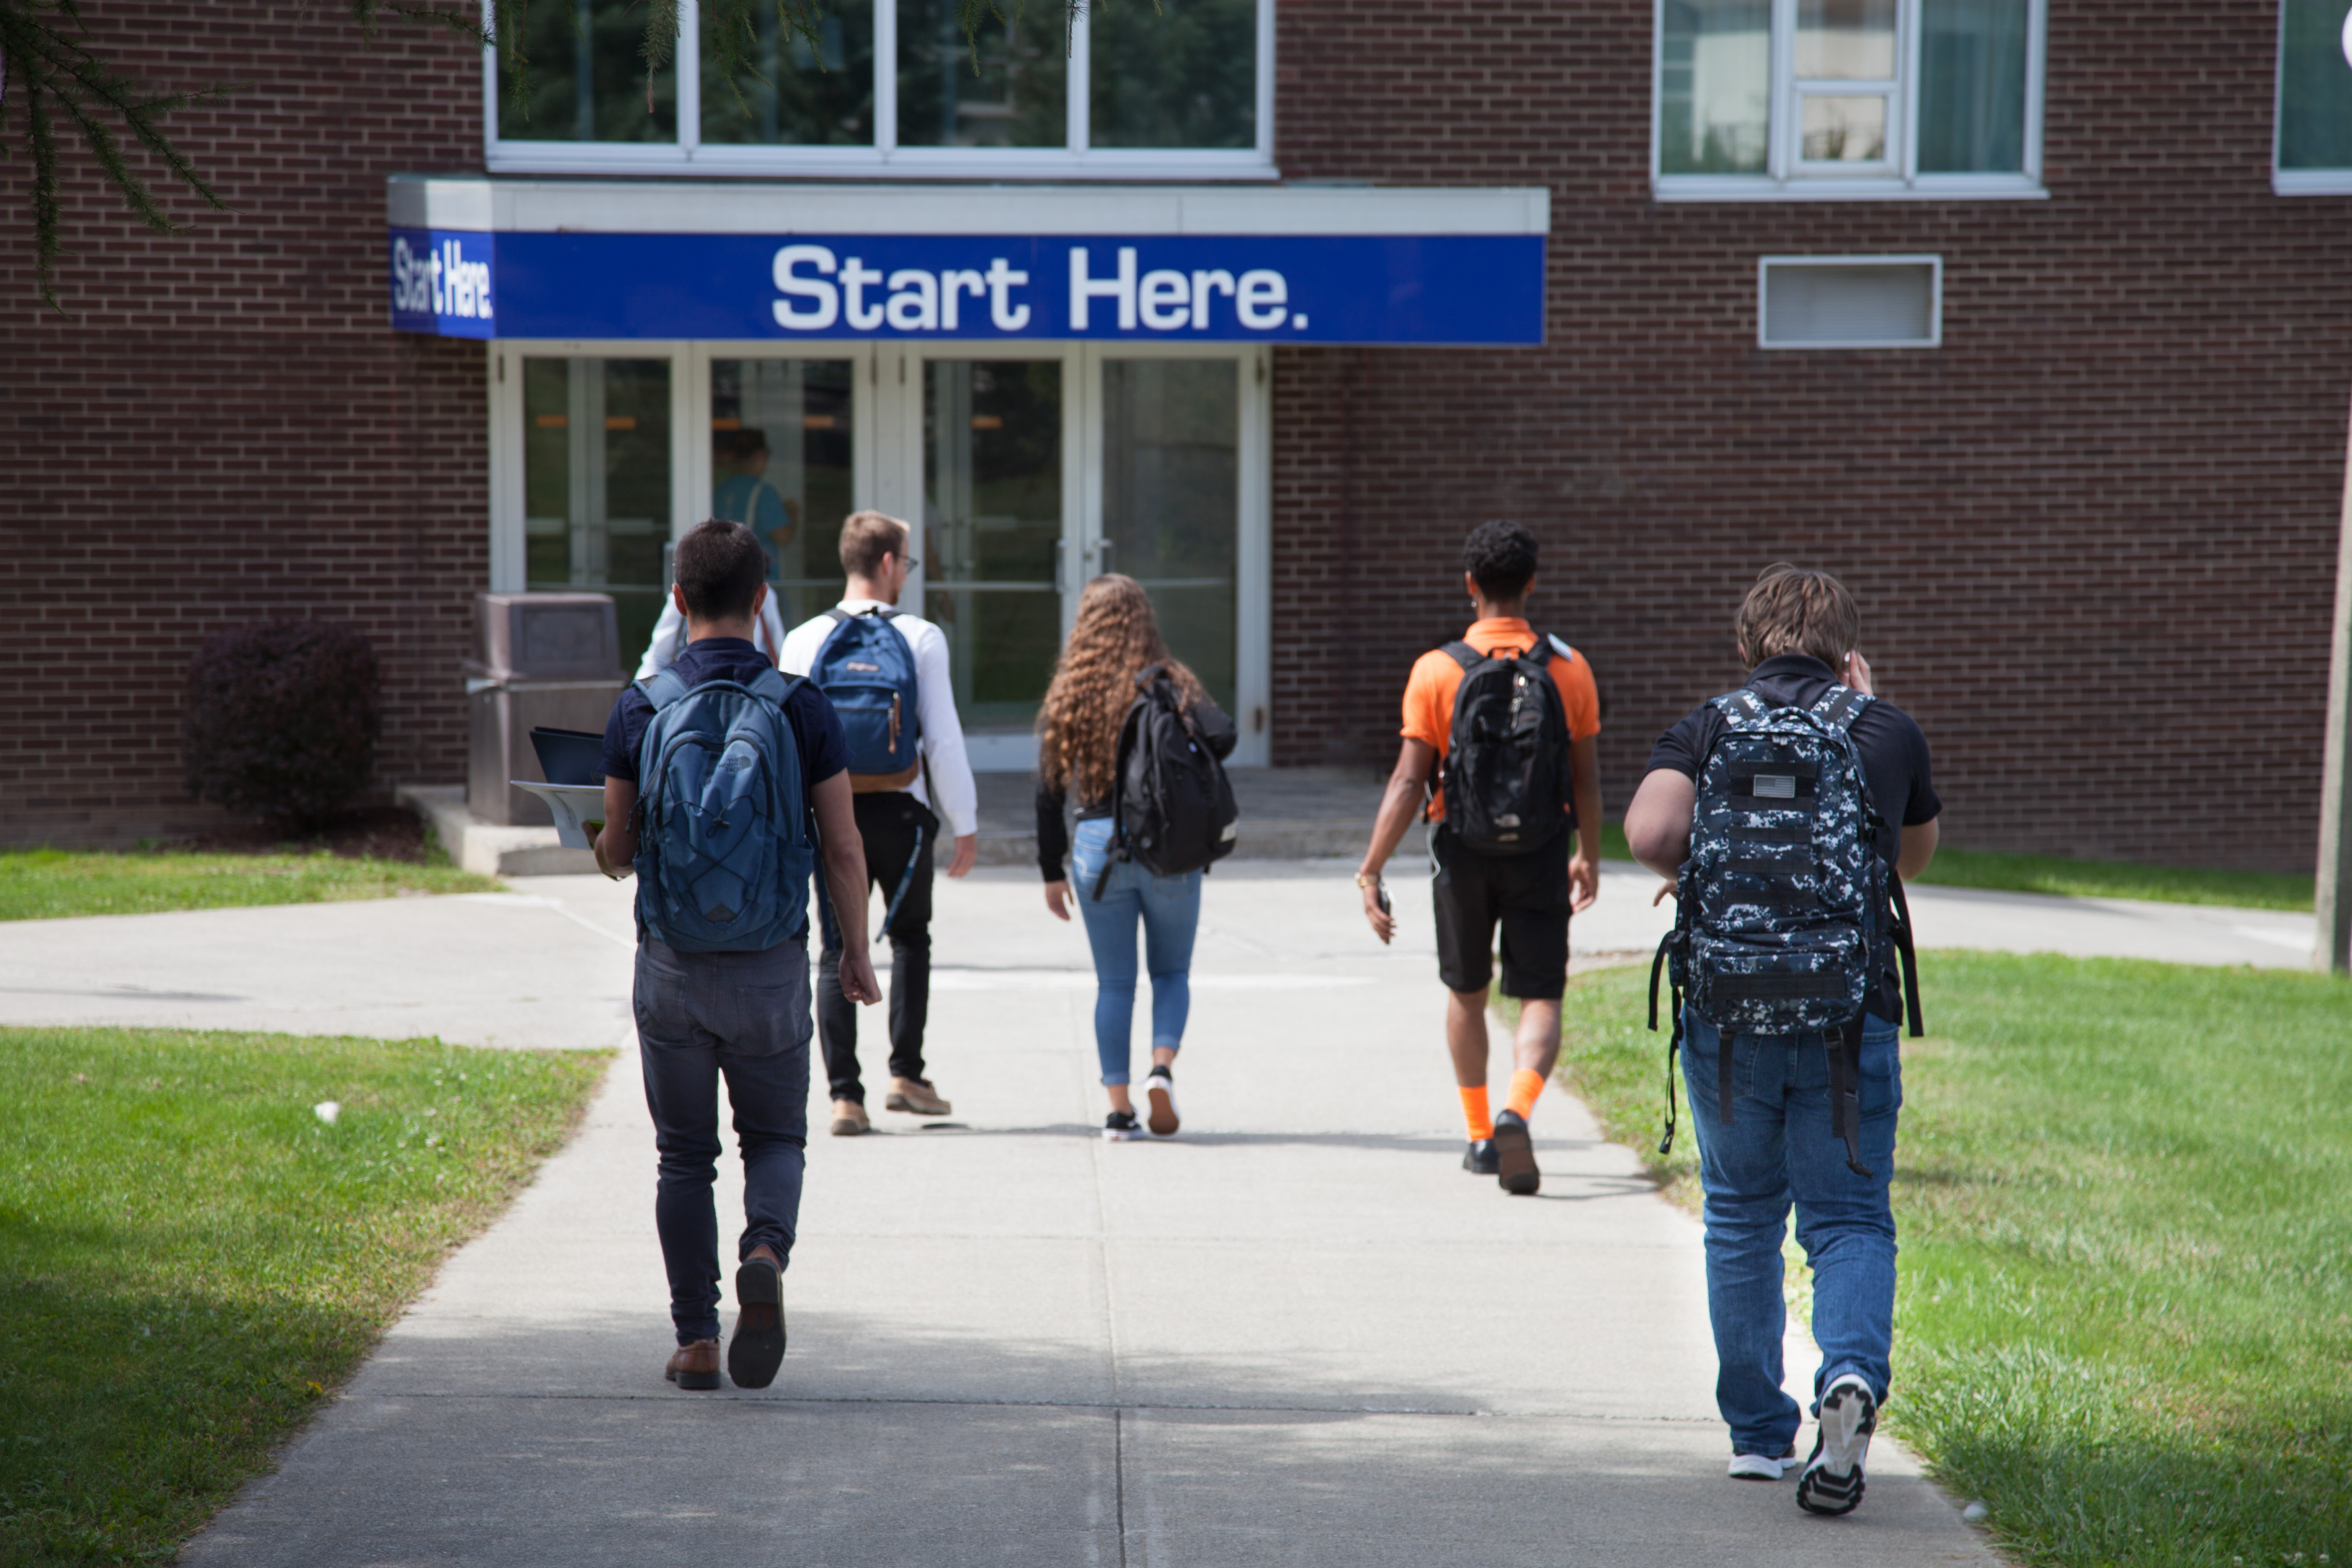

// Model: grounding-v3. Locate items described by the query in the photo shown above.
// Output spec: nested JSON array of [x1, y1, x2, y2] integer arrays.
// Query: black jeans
[[634, 936, 811, 1346], [818, 791, 937, 1104]]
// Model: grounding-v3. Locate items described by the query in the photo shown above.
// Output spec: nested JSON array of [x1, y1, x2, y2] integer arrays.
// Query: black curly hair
[[1461, 519, 1539, 601]]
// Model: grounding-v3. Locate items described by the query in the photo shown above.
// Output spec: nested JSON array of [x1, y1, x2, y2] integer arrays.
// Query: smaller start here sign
[[389, 229, 495, 338], [387, 230, 1543, 346]]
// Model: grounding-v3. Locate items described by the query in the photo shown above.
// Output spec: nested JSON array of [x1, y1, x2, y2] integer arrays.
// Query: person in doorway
[[1037, 574, 1236, 1141], [592, 518, 880, 1392], [781, 510, 980, 1136], [1622, 565, 1939, 1511], [1355, 520, 1603, 1195], [714, 428, 799, 586]]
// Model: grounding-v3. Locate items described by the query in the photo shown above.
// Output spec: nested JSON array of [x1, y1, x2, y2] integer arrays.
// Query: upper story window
[[2276, 0, 2352, 192], [486, 0, 1272, 178], [1653, 0, 2045, 200]]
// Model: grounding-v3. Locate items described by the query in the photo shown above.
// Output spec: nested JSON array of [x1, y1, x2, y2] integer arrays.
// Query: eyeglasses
[[898, 554, 919, 570]]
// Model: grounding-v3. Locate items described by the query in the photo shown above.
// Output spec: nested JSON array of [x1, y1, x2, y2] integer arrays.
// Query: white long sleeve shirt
[[780, 599, 980, 839], [636, 592, 787, 679]]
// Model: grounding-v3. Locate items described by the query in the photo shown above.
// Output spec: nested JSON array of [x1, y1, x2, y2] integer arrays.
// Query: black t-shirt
[[599, 637, 852, 789], [1647, 655, 1941, 1023]]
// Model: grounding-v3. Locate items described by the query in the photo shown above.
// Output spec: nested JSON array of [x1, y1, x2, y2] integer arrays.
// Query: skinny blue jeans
[[1680, 1007, 1901, 1457], [1070, 816, 1201, 1086]]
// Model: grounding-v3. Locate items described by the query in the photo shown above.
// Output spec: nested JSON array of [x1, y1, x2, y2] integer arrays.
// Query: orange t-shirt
[[1401, 619, 1601, 823]]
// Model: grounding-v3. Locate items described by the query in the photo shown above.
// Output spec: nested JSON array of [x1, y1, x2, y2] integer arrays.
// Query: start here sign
[[388, 230, 1545, 346]]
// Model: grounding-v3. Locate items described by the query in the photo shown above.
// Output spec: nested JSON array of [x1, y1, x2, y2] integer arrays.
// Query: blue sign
[[389, 230, 497, 338], [388, 231, 1543, 345]]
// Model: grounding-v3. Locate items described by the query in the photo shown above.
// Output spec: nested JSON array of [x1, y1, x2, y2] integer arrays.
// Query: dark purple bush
[[185, 622, 382, 827]]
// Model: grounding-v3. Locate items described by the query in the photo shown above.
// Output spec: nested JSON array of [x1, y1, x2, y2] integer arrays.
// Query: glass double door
[[511, 342, 1259, 768]]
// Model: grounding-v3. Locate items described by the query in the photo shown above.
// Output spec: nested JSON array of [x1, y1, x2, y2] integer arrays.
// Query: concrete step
[[398, 785, 596, 878]]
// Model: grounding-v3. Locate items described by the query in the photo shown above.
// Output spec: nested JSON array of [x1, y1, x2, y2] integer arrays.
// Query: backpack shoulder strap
[[636, 667, 692, 712], [1133, 662, 1169, 693], [1811, 684, 1873, 736], [1440, 641, 1482, 673], [1710, 688, 1770, 725], [824, 607, 852, 626], [745, 666, 794, 707]]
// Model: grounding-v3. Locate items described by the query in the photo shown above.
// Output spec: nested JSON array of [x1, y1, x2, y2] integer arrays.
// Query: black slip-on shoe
[[1145, 1068, 1180, 1137], [727, 1248, 787, 1390], [1796, 1375, 1876, 1516], [1462, 1137, 1500, 1176], [1492, 1109, 1540, 1195]]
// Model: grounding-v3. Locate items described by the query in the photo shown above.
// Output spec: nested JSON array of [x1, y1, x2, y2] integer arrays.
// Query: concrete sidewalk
[[144, 862, 2002, 1568]]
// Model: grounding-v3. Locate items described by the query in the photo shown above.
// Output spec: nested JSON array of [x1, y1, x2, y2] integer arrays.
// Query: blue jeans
[[634, 937, 812, 1345], [1070, 816, 1201, 1086], [1680, 1007, 1902, 1456]]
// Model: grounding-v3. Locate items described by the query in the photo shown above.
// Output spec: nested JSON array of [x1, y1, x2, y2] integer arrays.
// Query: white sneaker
[[1796, 1374, 1877, 1515], [1102, 1110, 1145, 1142], [1727, 1447, 1797, 1480], [1144, 1067, 1179, 1137]]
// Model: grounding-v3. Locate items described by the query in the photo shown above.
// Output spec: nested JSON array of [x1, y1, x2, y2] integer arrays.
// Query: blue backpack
[[632, 665, 814, 952], [813, 608, 922, 787], [1648, 684, 1921, 1176]]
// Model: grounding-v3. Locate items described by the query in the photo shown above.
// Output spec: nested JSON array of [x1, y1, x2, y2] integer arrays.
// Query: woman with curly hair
[[1037, 574, 1237, 1141]]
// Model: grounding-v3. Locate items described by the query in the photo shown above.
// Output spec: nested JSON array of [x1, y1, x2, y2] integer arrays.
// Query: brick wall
[[1269, 0, 2352, 873], [0, 3, 486, 846]]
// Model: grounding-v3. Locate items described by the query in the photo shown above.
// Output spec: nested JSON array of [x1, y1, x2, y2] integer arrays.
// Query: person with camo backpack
[[1624, 565, 1940, 1516]]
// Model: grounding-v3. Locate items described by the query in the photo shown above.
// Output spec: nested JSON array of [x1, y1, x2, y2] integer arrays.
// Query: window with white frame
[[486, 0, 1273, 176], [1654, 0, 2043, 198], [2276, 0, 2352, 191]]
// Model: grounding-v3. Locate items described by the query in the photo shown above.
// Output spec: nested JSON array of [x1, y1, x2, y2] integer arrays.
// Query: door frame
[[486, 338, 1270, 768]]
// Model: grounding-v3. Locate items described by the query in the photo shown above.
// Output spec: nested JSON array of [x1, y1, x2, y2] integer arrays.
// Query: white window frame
[[2272, 0, 2352, 195], [1652, 0, 2047, 201], [484, 0, 1277, 181], [485, 338, 1271, 768]]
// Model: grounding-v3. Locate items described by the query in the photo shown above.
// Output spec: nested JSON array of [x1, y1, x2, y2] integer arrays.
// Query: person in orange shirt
[[1356, 520, 1603, 1195]]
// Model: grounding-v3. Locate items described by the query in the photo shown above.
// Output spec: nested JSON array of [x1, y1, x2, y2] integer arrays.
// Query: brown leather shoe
[[830, 1099, 870, 1136], [729, 1243, 787, 1390], [665, 1338, 720, 1390], [884, 1076, 952, 1116]]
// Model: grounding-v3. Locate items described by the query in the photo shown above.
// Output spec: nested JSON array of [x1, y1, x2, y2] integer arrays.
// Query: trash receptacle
[[465, 593, 626, 826]]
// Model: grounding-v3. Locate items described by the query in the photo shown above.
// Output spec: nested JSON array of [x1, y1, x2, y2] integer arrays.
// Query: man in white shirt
[[781, 511, 980, 1137]]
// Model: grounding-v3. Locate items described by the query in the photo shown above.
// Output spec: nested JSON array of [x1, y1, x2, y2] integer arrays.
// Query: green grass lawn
[[0, 849, 498, 922], [1590, 821, 2313, 912], [1550, 955, 2352, 1567], [0, 1028, 609, 1566]]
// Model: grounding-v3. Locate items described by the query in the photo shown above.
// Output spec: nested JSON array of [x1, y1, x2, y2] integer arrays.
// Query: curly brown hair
[[1037, 574, 1206, 801]]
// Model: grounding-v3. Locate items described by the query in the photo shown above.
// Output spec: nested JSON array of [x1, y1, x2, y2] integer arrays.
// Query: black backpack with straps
[[1094, 665, 1240, 894], [1434, 634, 1576, 856]]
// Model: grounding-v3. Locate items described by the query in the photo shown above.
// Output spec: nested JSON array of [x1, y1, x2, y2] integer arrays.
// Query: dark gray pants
[[633, 936, 811, 1346]]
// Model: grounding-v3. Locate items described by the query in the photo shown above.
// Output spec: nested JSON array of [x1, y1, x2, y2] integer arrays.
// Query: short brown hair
[[1735, 564, 1860, 669], [674, 518, 767, 622], [838, 510, 910, 579]]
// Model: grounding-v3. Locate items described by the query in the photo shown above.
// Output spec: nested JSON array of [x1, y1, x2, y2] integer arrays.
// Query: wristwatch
[[1354, 871, 1382, 889]]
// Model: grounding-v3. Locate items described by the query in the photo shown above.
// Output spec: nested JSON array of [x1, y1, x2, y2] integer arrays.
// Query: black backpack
[[1095, 666, 1240, 893], [1433, 634, 1575, 856], [1646, 685, 1922, 1176]]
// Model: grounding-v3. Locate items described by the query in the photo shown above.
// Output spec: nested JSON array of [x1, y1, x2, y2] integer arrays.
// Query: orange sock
[[1506, 1068, 1546, 1121], [1458, 1085, 1494, 1141]]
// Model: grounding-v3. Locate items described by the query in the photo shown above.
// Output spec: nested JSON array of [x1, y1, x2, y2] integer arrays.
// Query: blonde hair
[[838, 510, 910, 579], [1038, 575, 1205, 801], [1735, 564, 1860, 670]]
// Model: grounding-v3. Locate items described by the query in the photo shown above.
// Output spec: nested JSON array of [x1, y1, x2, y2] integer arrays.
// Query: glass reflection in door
[[923, 360, 1064, 734], [1099, 359, 1238, 713], [709, 360, 854, 627], [523, 357, 671, 668]]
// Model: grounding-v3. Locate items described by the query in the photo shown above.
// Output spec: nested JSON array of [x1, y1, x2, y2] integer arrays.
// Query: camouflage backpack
[[1647, 685, 1921, 1176]]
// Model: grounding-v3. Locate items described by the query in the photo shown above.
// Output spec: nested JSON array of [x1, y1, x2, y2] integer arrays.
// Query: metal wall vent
[[1758, 256, 1942, 350]]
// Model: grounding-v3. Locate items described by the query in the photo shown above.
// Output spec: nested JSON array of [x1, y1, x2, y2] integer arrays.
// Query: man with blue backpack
[[780, 510, 979, 1137], [1624, 565, 1940, 1516], [594, 518, 882, 1393]]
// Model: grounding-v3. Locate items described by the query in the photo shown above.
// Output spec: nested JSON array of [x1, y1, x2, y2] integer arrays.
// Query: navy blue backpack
[[813, 608, 922, 789], [632, 666, 815, 952]]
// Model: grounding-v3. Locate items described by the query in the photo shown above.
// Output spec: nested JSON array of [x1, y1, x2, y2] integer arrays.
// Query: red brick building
[[4, 0, 2347, 869]]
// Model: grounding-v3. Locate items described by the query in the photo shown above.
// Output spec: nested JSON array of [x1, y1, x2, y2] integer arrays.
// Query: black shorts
[[1430, 825, 1571, 1000]]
